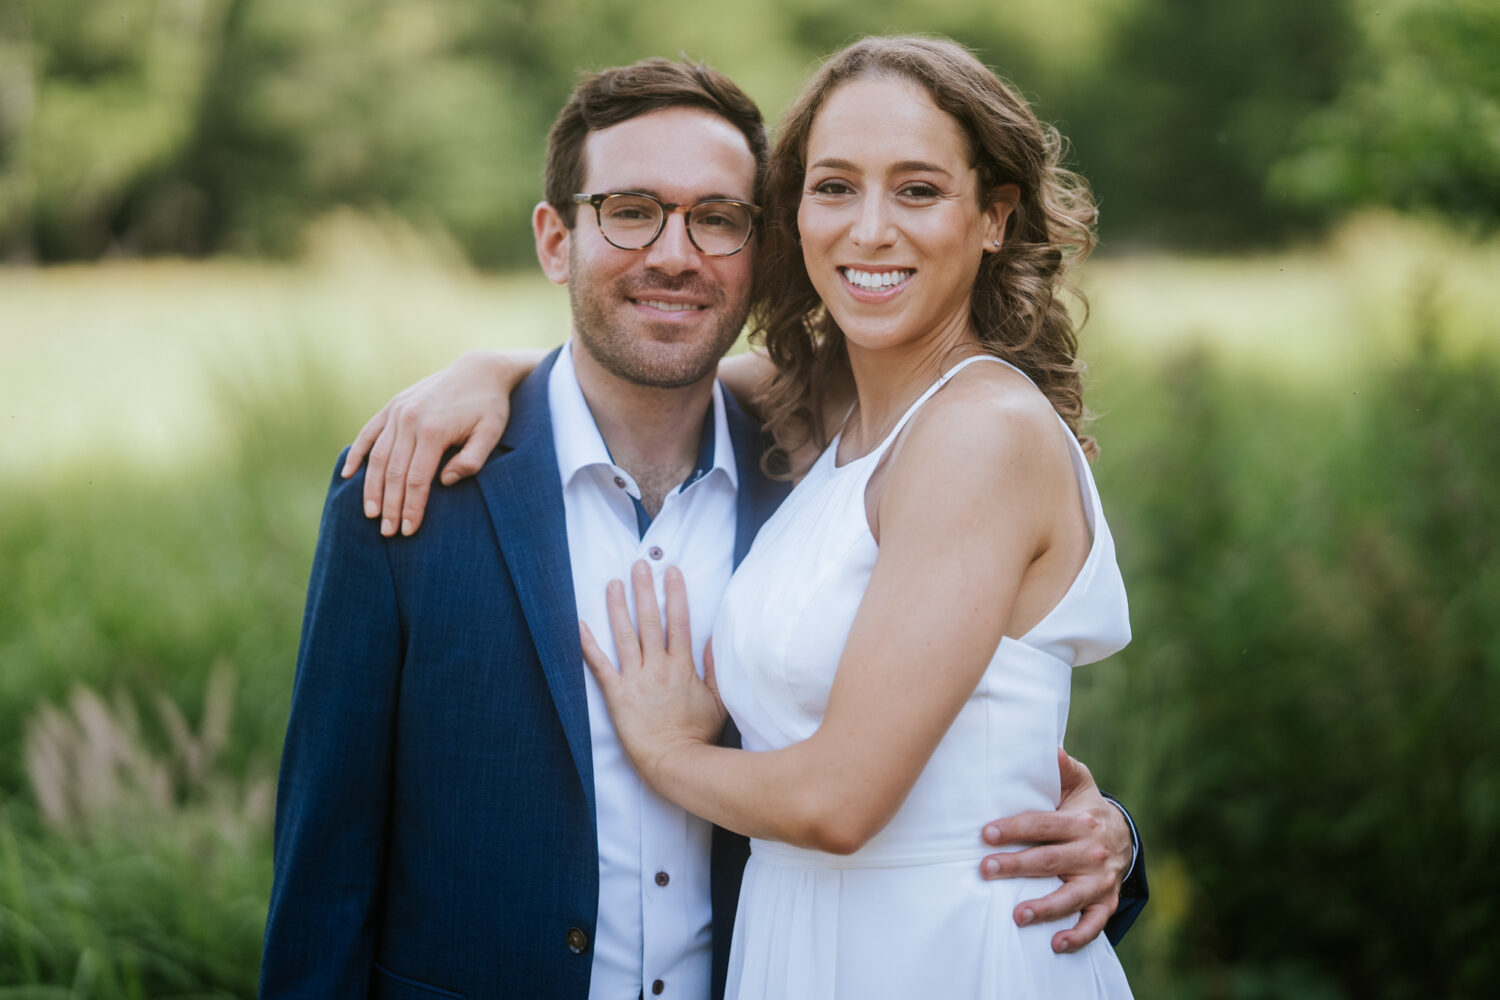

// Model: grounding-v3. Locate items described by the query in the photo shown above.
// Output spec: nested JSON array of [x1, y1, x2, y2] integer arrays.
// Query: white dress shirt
[[549, 341, 739, 1000]]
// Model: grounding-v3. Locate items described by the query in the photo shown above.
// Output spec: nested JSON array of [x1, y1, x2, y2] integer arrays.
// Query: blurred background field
[[3, 0, 1499, 997]]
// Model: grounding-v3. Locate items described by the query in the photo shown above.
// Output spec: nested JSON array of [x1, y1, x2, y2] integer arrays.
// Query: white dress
[[713, 356, 1134, 999]]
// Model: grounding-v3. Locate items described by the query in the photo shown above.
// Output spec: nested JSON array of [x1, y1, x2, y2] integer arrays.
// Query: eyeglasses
[[572, 193, 760, 257]]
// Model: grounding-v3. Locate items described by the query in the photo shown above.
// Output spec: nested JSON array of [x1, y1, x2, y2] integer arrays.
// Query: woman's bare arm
[[344, 348, 546, 536], [345, 345, 837, 535], [715, 350, 777, 415]]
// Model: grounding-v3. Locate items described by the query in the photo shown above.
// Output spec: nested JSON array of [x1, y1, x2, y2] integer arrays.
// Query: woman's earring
[[991, 239, 1001, 248]]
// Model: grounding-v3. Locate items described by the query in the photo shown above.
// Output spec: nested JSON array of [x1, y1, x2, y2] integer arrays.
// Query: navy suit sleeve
[[261, 453, 403, 998], [1101, 793, 1149, 946]]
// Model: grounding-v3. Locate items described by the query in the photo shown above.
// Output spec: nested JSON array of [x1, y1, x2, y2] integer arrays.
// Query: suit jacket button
[[652, 980, 665, 995], [566, 927, 589, 954], [655, 870, 670, 887]]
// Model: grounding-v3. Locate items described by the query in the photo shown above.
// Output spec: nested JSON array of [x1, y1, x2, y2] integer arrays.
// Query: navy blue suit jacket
[[261, 349, 1145, 1000]]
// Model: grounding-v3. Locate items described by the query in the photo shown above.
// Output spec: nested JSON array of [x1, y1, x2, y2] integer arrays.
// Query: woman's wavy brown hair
[[752, 36, 1099, 475]]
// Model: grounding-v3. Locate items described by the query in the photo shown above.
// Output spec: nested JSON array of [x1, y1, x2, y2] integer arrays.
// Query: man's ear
[[534, 201, 570, 284], [982, 183, 1021, 253]]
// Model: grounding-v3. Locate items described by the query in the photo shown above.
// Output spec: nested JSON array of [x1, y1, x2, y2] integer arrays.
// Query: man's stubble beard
[[567, 241, 750, 390]]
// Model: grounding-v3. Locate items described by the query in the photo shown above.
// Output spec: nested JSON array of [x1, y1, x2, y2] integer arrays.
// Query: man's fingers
[[631, 561, 663, 658], [981, 842, 1076, 879], [603, 579, 642, 671], [983, 809, 1085, 848], [1056, 747, 1097, 796], [1009, 874, 1105, 926], [662, 566, 692, 660], [1052, 901, 1112, 953]]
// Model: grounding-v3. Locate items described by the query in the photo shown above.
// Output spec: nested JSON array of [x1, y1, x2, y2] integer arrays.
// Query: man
[[262, 58, 1145, 1000]]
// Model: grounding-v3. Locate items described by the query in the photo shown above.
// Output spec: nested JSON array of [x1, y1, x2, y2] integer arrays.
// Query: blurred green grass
[[2, 212, 1498, 996]]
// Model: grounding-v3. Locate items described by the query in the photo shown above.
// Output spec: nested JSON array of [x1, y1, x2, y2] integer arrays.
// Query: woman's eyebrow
[[808, 157, 953, 177]]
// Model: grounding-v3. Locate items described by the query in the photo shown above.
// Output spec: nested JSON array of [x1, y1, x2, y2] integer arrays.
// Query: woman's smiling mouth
[[839, 267, 914, 298]]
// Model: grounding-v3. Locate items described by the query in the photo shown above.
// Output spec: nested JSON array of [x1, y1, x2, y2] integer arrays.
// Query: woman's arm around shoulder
[[343, 348, 547, 537]]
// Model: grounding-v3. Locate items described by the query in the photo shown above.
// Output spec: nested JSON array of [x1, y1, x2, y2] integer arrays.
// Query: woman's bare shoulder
[[896, 361, 1068, 476]]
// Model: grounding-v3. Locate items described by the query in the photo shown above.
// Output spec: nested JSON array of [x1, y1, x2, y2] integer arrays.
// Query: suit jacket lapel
[[476, 350, 597, 825], [723, 389, 792, 568]]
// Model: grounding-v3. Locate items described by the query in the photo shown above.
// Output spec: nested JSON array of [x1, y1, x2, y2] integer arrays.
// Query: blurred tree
[[0, 0, 236, 260], [1272, 0, 1500, 229], [1069, 0, 1358, 249], [4, 0, 1495, 263]]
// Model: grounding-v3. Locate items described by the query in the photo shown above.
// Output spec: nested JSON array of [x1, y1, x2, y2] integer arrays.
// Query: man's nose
[[643, 208, 699, 274]]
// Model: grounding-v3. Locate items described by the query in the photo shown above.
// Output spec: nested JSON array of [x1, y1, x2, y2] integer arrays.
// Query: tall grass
[[1, 212, 1497, 996]]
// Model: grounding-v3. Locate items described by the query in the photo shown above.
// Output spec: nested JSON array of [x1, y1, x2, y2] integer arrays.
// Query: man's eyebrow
[[808, 158, 954, 177], [609, 187, 750, 203]]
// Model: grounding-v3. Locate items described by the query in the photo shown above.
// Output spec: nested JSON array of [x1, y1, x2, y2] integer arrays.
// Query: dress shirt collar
[[549, 339, 739, 497]]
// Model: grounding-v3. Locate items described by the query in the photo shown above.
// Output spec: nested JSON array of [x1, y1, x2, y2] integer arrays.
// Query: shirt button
[[655, 870, 670, 887], [613, 475, 627, 489], [652, 980, 665, 995], [565, 927, 589, 954], [648, 546, 664, 561]]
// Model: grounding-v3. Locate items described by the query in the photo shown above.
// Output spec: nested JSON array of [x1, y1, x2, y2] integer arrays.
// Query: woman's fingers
[[578, 621, 616, 691], [702, 637, 718, 698], [344, 404, 391, 479], [379, 411, 420, 537], [603, 579, 642, 671], [361, 415, 397, 520], [439, 414, 505, 486], [631, 561, 664, 660], [663, 566, 692, 660]]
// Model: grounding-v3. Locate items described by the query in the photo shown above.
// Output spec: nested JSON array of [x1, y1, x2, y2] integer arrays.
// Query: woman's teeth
[[842, 268, 912, 289]]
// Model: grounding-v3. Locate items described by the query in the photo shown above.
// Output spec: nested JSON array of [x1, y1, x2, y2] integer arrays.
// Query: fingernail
[[365, 500, 378, 518], [982, 858, 999, 877], [401, 519, 413, 536], [381, 518, 393, 536], [1018, 908, 1035, 927], [983, 824, 1000, 842]]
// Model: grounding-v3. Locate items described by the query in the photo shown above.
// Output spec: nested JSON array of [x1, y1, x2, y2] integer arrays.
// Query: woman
[[356, 36, 1132, 998]]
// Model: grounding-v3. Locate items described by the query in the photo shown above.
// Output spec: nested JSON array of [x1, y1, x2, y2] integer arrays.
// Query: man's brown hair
[[544, 58, 770, 227]]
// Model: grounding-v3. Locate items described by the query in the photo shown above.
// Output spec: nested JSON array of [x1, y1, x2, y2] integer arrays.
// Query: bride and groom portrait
[[260, 34, 1149, 999]]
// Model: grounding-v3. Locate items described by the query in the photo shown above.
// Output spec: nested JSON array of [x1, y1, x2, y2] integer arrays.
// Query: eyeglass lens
[[597, 195, 752, 255]]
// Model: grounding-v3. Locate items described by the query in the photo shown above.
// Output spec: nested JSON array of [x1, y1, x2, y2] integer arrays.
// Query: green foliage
[[1069, 0, 1358, 247], [3, 0, 1495, 262], [1068, 275, 1500, 998], [1272, 0, 1500, 228]]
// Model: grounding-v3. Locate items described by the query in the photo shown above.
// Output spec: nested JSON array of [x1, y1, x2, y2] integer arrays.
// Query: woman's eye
[[901, 183, 941, 199], [811, 179, 853, 196]]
